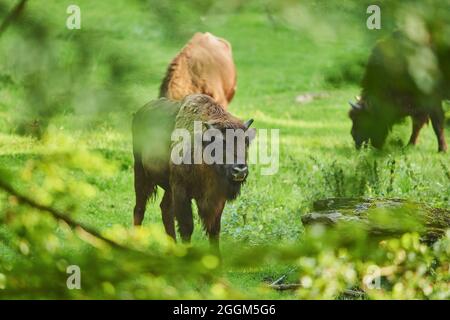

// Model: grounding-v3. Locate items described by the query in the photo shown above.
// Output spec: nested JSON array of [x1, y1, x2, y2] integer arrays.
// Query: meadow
[[0, 0, 449, 299]]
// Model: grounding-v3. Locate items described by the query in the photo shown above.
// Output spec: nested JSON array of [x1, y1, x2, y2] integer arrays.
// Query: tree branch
[[0, 0, 29, 37], [270, 282, 366, 298], [269, 283, 301, 291], [0, 178, 146, 255]]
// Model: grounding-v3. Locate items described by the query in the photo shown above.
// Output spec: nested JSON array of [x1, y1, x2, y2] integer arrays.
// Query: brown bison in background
[[132, 94, 254, 249], [349, 31, 449, 152], [159, 32, 237, 108]]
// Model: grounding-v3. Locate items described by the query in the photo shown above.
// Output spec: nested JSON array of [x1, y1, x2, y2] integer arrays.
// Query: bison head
[[348, 98, 388, 149], [203, 119, 256, 197], [348, 100, 371, 149]]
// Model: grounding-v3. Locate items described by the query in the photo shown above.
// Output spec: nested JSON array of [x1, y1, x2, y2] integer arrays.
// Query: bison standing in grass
[[349, 31, 449, 152], [132, 94, 255, 249], [159, 32, 237, 109]]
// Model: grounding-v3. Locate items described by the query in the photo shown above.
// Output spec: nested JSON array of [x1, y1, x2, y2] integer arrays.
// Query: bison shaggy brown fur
[[349, 31, 449, 152], [132, 94, 255, 248], [159, 32, 237, 108]]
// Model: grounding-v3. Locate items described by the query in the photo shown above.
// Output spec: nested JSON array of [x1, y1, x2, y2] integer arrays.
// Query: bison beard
[[349, 31, 449, 152], [132, 94, 254, 250]]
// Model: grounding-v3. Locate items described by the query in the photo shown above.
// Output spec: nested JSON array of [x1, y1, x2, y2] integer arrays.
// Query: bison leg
[[430, 108, 448, 152], [197, 199, 225, 251], [408, 114, 428, 146], [160, 190, 176, 240], [172, 188, 193, 243], [207, 214, 223, 253], [133, 159, 155, 226]]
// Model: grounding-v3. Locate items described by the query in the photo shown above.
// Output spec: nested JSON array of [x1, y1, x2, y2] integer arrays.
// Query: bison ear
[[243, 119, 254, 130], [349, 101, 362, 110]]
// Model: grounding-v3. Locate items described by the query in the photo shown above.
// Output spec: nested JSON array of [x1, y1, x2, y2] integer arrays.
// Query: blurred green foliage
[[0, 0, 449, 299], [1, 144, 448, 298]]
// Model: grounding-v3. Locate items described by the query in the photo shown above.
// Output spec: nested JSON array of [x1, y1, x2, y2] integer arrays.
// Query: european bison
[[132, 94, 255, 249], [159, 32, 237, 108], [349, 31, 449, 152]]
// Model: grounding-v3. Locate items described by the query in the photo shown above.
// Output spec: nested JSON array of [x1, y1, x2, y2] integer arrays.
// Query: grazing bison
[[159, 32, 237, 108], [132, 94, 255, 248], [349, 31, 449, 152]]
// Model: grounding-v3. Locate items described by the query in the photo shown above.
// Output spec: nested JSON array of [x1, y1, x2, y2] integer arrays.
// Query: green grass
[[0, 0, 449, 298]]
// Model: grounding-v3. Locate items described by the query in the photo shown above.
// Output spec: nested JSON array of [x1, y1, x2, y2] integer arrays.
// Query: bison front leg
[[172, 187, 194, 243], [197, 198, 225, 252], [208, 214, 223, 253], [430, 108, 448, 152]]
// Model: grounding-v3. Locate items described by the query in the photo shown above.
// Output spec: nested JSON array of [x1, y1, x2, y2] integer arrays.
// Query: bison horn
[[349, 101, 361, 110], [244, 119, 254, 130]]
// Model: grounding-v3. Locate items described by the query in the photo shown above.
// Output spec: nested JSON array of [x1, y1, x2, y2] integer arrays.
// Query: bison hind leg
[[133, 157, 157, 226], [408, 114, 428, 146], [160, 190, 176, 240], [430, 107, 448, 152]]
